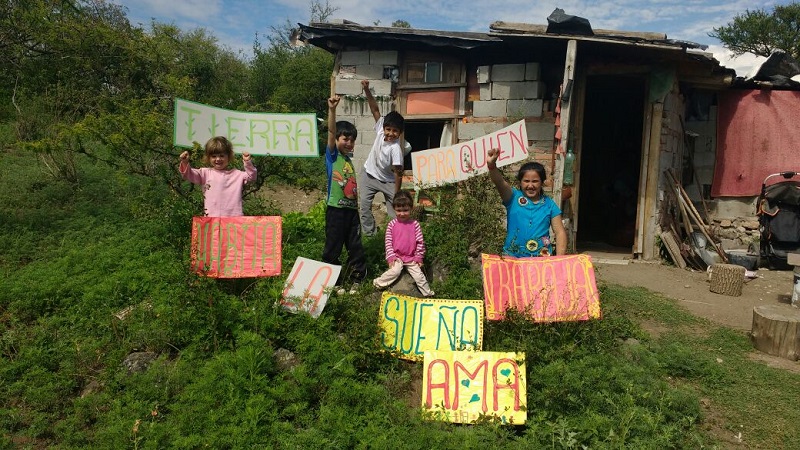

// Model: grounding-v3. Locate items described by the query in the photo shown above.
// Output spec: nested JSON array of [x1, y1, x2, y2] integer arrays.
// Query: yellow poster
[[378, 292, 484, 361], [422, 351, 526, 424]]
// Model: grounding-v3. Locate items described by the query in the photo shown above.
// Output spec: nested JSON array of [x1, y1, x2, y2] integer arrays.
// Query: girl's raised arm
[[486, 148, 512, 204]]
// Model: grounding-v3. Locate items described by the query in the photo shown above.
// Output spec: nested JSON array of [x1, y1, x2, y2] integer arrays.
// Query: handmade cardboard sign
[[279, 257, 341, 318], [190, 216, 282, 278], [411, 120, 528, 187], [422, 351, 526, 424], [481, 253, 601, 322], [173, 98, 318, 156], [379, 292, 484, 361]]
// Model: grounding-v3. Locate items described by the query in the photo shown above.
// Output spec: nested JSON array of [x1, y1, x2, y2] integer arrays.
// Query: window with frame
[[404, 59, 462, 85]]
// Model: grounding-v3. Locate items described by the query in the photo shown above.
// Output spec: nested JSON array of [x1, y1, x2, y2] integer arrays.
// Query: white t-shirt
[[363, 116, 404, 183]]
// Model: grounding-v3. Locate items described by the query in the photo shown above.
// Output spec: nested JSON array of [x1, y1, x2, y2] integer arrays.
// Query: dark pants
[[322, 206, 366, 283]]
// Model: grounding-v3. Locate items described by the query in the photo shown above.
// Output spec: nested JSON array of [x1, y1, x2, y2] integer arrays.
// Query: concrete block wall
[[474, 62, 546, 118], [332, 50, 401, 171]]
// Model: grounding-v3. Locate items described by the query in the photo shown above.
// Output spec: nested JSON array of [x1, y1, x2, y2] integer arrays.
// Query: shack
[[298, 12, 784, 262]]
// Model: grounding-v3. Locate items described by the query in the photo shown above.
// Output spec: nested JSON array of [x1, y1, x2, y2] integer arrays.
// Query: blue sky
[[111, 0, 794, 76]]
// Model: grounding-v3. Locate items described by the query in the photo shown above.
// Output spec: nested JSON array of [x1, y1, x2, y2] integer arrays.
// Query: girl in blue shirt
[[486, 148, 567, 257]]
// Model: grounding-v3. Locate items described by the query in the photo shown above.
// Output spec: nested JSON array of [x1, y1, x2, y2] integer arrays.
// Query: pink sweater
[[384, 218, 425, 264], [179, 160, 256, 217]]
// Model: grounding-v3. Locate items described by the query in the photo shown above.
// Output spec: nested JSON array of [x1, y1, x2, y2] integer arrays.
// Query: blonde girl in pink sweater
[[373, 191, 435, 297], [179, 136, 256, 217]]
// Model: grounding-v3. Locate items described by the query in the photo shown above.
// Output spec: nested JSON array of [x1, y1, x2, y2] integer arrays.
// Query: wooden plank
[[567, 68, 587, 254], [642, 102, 663, 260], [666, 169, 728, 263], [787, 253, 800, 266], [634, 100, 653, 256], [552, 39, 577, 215], [660, 231, 687, 269]]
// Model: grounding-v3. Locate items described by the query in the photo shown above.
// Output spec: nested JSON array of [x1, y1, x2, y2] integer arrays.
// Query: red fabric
[[713, 90, 800, 197]]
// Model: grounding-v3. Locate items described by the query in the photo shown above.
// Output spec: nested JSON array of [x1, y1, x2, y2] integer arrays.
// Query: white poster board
[[279, 257, 341, 318], [173, 98, 318, 157], [411, 120, 529, 187]]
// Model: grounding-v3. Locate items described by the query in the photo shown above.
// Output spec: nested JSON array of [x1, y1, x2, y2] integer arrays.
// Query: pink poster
[[190, 216, 282, 278], [481, 253, 601, 322]]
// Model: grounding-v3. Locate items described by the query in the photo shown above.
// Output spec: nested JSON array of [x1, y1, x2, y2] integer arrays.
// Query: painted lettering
[[481, 254, 601, 322], [379, 293, 484, 360]]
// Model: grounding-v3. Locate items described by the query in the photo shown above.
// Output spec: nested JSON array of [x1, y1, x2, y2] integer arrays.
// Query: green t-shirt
[[326, 147, 358, 209]]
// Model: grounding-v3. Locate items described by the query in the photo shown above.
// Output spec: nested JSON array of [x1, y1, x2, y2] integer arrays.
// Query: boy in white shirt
[[359, 80, 405, 237]]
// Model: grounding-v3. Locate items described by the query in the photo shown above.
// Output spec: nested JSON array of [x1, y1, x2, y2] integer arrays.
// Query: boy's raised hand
[[361, 80, 369, 90], [179, 151, 190, 162], [328, 96, 340, 109], [242, 152, 251, 162]]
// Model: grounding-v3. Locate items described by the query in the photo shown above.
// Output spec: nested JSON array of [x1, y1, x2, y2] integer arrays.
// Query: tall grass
[[3, 144, 800, 448]]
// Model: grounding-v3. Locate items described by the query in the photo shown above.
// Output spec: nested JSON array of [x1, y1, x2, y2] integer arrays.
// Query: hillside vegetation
[[4, 1, 800, 448]]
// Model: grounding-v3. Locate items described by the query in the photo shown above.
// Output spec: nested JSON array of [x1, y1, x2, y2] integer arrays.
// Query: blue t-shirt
[[502, 188, 562, 257]]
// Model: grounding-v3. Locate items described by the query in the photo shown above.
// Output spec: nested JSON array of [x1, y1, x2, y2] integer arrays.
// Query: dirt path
[[593, 259, 794, 332]]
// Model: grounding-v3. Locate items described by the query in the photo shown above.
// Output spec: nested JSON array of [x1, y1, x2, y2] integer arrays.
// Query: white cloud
[[707, 44, 768, 78]]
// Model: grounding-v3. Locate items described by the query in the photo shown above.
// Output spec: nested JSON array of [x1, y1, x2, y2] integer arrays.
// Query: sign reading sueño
[[379, 292, 484, 361], [481, 253, 601, 322], [411, 120, 528, 187], [279, 257, 341, 318], [190, 216, 281, 278], [423, 351, 526, 424], [173, 98, 318, 157]]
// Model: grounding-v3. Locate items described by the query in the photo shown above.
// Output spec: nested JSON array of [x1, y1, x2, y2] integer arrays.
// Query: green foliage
[[5, 2, 800, 448], [710, 2, 800, 59], [423, 174, 505, 273]]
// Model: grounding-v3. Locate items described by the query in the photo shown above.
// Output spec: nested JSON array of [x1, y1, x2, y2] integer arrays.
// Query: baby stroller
[[757, 171, 800, 269]]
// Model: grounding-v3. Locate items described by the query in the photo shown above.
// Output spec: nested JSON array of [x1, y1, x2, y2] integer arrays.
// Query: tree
[[391, 20, 411, 28], [710, 3, 800, 60]]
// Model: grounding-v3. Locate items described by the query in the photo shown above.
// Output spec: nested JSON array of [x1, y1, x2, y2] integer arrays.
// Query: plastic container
[[564, 147, 575, 185], [725, 249, 759, 271]]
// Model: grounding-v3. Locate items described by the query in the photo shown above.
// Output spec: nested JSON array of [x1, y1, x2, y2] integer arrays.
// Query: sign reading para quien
[[481, 253, 601, 322], [423, 351, 526, 424], [173, 98, 318, 157], [379, 292, 484, 361], [411, 120, 528, 187], [190, 216, 281, 278], [279, 257, 341, 318]]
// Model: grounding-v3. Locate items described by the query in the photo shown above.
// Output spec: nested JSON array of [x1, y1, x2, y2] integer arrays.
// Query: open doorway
[[402, 119, 453, 169], [576, 75, 645, 253]]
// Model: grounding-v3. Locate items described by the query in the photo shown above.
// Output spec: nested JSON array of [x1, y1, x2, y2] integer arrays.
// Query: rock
[[274, 348, 301, 372], [80, 380, 102, 397], [742, 220, 759, 230], [122, 352, 158, 374]]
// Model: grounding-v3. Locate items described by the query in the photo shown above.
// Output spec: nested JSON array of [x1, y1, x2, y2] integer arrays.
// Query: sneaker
[[335, 287, 346, 295], [424, 291, 436, 298], [348, 282, 361, 295]]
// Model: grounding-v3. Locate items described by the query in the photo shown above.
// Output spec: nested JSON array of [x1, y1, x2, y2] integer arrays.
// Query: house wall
[[332, 49, 557, 185]]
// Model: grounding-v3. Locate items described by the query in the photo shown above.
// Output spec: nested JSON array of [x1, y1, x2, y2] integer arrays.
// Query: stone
[[122, 352, 158, 374]]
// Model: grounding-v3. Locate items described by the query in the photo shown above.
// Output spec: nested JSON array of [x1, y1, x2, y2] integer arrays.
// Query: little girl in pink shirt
[[373, 191, 435, 297], [179, 136, 257, 217]]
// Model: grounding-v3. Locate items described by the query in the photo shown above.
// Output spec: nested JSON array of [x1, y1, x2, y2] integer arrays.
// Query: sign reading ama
[[279, 257, 341, 318], [411, 120, 528, 187], [190, 216, 281, 278], [379, 292, 483, 361], [482, 253, 600, 322], [173, 98, 318, 156], [423, 351, 526, 424]]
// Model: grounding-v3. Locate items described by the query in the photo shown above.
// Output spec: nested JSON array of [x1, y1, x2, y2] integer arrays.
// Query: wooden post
[[752, 304, 800, 360]]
